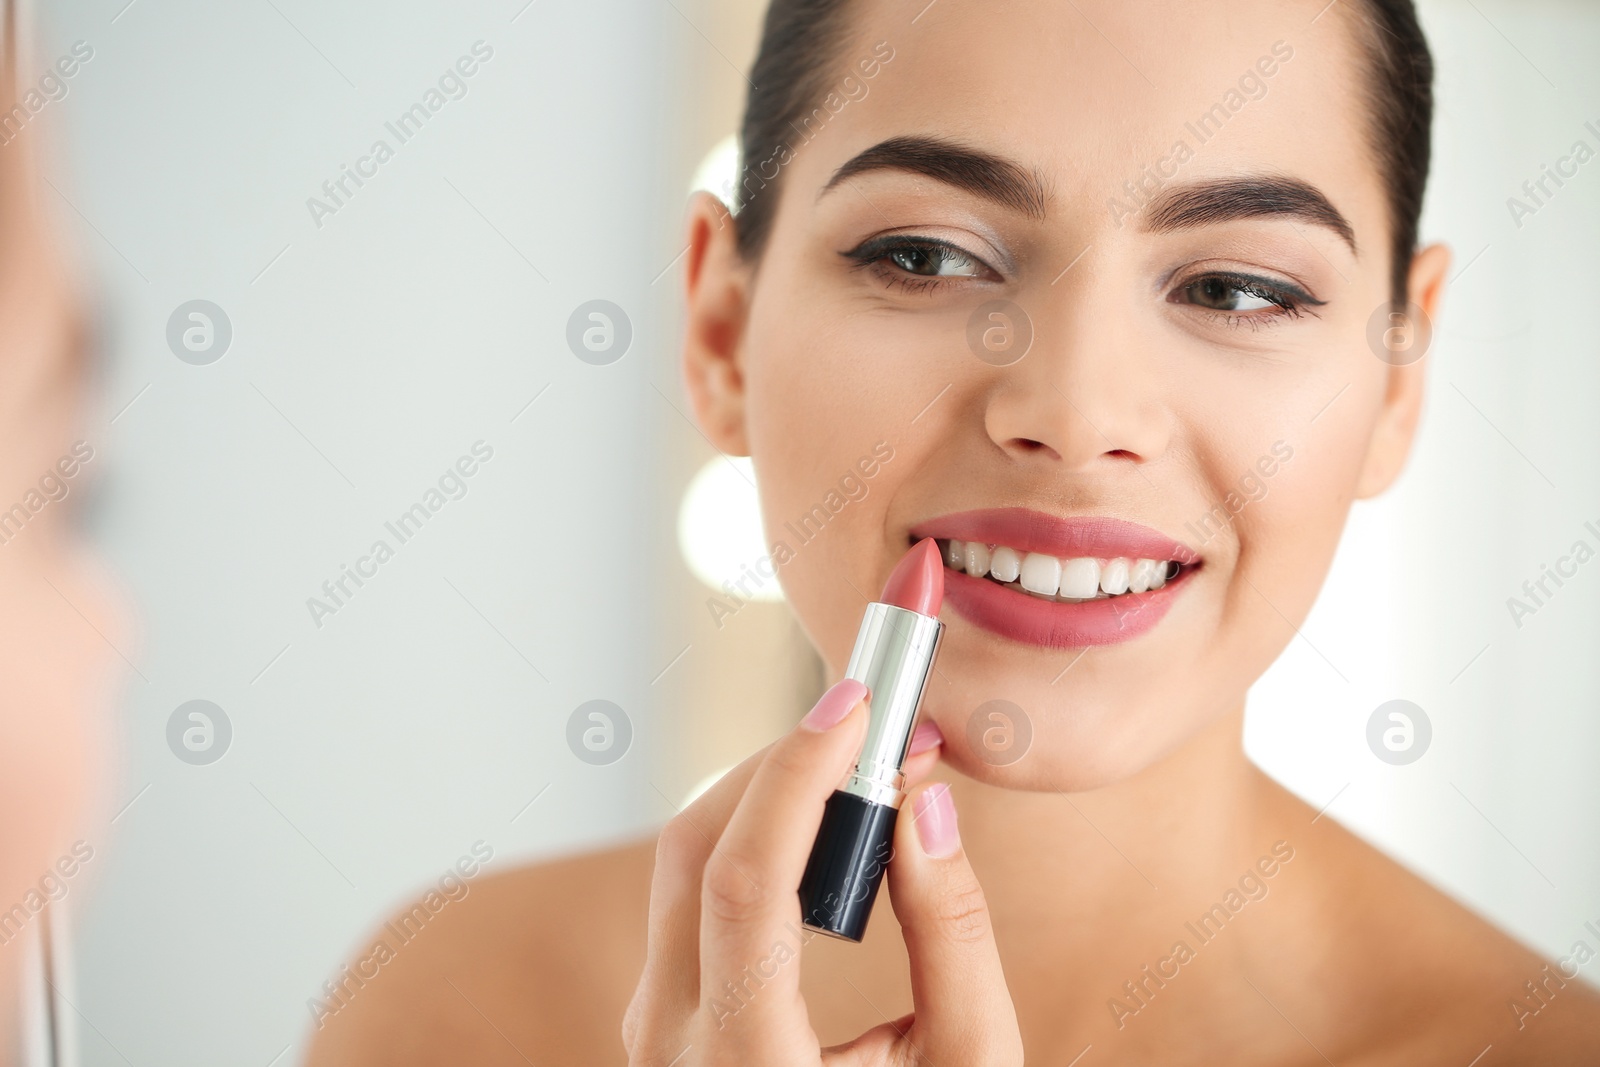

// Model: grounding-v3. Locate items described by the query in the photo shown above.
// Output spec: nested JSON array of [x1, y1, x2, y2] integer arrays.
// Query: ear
[[681, 190, 752, 456], [1354, 242, 1450, 499]]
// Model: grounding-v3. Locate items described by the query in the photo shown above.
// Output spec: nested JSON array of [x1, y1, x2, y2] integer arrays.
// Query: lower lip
[[940, 565, 1192, 648]]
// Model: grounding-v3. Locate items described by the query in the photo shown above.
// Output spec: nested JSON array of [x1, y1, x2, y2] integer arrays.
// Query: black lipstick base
[[797, 789, 898, 942]]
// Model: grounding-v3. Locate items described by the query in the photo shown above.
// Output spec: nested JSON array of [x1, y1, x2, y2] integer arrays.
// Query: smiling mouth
[[935, 537, 1192, 603], [906, 509, 1200, 648]]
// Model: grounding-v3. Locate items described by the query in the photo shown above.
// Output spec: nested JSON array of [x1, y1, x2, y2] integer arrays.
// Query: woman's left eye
[[844, 236, 993, 291], [1170, 272, 1319, 321]]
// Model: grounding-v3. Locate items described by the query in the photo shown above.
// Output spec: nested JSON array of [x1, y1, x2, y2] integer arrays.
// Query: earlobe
[[1354, 242, 1451, 499], [681, 190, 752, 457]]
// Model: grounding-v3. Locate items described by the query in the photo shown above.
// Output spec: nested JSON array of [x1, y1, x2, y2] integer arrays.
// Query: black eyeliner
[[840, 234, 971, 266], [1193, 269, 1325, 309]]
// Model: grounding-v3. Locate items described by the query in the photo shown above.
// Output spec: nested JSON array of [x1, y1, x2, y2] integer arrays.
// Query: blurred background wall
[[14, 0, 1597, 1062], [28, 0, 740, 1061]]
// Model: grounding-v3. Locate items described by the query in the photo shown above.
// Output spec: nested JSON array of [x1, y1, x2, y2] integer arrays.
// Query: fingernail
[[800, 678, 868, 732], [913, 782, 959, 858], [908, 719, 944, 756]]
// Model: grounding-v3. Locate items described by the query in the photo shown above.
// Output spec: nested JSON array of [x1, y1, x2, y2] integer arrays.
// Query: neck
[[936, 703, 1290, 988]]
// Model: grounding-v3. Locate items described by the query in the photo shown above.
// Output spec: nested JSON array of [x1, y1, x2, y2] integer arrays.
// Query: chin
[[923, 658, 1239, 795]]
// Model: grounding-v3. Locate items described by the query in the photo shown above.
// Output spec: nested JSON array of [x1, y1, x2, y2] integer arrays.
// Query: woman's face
[[686, 0, 1447, 789], [0, 120, 123, 1002]]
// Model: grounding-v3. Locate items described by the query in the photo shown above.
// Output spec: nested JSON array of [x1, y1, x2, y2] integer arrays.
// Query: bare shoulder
[[1274, 788, 1600, 1064], [302, 833, 658, 1067]]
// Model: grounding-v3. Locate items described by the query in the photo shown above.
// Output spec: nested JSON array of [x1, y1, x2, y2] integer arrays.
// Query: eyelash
[[1169, 270, 1324, 326], [842, 237, 1325, 329], [841, 235, 993, 294]]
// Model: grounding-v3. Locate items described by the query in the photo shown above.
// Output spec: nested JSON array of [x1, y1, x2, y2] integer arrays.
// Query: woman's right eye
[[843, 236, 996, 292]]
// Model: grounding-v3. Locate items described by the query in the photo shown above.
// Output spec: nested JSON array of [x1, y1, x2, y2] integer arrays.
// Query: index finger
[[636, 689, 943, 1025]]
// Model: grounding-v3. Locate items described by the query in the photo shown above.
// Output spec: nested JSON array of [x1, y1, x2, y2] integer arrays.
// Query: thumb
[[885, 781, 1022, 1065]]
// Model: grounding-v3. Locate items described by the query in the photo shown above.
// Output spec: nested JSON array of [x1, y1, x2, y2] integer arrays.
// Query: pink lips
[[908, 508, 1199, 649], [912, 508, 1199, 564]]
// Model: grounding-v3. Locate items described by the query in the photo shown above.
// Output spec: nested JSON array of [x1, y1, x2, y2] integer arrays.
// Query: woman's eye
[[883, 242, 983, 278], [1170, 272, 1319, 321], [843, 236, 994, 292], [1185, 277, 1280, 311]]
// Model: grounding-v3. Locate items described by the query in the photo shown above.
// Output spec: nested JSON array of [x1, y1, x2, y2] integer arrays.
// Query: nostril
[[1007, 438, 1066, 463]]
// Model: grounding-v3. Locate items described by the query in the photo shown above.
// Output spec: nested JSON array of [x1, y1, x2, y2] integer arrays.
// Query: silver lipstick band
[[839, 602, 943, 809]]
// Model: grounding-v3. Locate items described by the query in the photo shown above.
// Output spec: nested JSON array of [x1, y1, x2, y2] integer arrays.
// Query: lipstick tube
[[798, 599, 943, 942]]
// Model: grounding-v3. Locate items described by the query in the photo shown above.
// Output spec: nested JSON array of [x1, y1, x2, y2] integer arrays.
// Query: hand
[[621, 678, 1024, 1065]]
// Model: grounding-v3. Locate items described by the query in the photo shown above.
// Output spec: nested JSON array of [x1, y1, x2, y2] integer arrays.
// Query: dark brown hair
[[1345, 0, 1435, 305], [734, 0, 1433, 306], [733, 0, 855, 265]]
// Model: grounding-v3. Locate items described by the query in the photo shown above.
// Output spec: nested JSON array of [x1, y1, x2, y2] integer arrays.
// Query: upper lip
[[909, 507, 1201, 564]]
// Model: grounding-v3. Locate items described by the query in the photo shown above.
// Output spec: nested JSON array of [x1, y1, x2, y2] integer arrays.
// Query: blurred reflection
[[0, 23, 127, 1062]]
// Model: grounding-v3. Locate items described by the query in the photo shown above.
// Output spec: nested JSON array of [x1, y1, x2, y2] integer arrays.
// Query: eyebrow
[[1143, 176, 1358, 254], [819, 135, 1050, 220]]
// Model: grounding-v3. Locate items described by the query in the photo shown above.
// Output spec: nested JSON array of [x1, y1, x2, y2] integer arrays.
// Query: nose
[[980, 279, 1171, 473]]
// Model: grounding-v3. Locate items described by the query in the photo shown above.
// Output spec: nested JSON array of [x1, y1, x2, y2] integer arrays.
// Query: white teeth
[[937, 539, 1183, 601], [989, 545, 1021, 583], [945, 538, 966, 568], [1019, 552, 1062, 597], [1059, 557, 1100, 599], [1100, 557, 1131, 596]]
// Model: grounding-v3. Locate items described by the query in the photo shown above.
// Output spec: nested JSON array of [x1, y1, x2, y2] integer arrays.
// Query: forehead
[[794, 0, 1385, 238]]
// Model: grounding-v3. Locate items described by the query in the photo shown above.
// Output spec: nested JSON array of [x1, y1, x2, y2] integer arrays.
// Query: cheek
[[741, 288, 969, 669], [1225, 380, 1385, 615], [742, 319, 886, 663]]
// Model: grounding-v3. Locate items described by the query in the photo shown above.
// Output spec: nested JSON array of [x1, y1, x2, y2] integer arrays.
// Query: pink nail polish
[[908, 719, 944, 756], [800, 678, 868, 732], [913, 782, 959, 858]]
